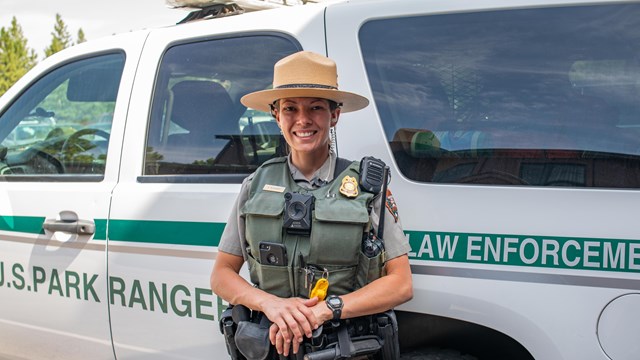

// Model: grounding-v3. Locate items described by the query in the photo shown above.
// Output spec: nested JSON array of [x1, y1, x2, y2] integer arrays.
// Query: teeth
[[297, 131, 314, 137]]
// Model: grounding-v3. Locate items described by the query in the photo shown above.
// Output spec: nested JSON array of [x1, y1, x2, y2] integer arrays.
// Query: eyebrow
[[281, 98, 327, 106]]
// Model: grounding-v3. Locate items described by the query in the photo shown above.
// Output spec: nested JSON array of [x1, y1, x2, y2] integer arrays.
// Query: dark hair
[[270, 99, 340, 116]]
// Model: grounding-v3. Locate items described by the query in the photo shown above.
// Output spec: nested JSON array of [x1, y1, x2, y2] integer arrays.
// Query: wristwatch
[[325, 295, 343, 326]]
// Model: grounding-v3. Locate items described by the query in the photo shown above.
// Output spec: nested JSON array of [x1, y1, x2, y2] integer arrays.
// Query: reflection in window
[[144, 36, 298, 179], [0, 53, 124, 178], [361, 4, 640, 188]]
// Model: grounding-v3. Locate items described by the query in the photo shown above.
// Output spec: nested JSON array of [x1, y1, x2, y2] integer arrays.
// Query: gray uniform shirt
[[218, 153, 410, 261]]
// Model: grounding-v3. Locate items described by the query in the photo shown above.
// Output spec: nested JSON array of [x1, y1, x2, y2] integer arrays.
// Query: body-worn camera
[[362, 235, 384, 258], [283, 192, 315, 235]]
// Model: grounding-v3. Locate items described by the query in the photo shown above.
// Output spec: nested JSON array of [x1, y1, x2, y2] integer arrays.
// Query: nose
[[294, 107, 313, 125]]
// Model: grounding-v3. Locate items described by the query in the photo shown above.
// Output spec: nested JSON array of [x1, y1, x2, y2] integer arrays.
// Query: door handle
[[43, 219, 95, 235]]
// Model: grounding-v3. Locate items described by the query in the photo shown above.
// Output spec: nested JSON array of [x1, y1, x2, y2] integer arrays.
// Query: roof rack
[[175, 2, 246, 24], [171, 0, 332, 23]]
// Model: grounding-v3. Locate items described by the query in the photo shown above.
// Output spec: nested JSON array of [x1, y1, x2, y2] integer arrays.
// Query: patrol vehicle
[[0, 0, 639, 359]]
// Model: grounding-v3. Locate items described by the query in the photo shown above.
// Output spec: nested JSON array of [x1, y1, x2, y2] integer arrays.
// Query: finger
[[292, 336, 301, 354], [282, 313, 305, 341], [291, 308, 314, 339], [298, 302, 322, 333], [269, 323, 279, 345], [278, 323, 291, 342], [278, 330, 294, 356], [302, 297, 319, 307], [283, 330, 293, 356], [275, 331, 284, 355], [274, 315, 292, 340]]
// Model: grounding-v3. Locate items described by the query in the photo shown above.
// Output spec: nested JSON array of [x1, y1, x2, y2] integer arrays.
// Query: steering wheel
[[62, 128, 110, 155], [61, 128, 110, 174]]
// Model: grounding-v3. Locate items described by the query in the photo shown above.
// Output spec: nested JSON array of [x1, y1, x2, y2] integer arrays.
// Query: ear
[[272, 108, 281, 124], [270, 102, 279, 119], [330, 109, 341, 127]]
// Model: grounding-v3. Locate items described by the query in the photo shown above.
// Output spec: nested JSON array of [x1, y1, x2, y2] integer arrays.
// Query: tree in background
[[44, 13, 73, 57], [77, 28, 87, 44], [0, 17, 38, 97]]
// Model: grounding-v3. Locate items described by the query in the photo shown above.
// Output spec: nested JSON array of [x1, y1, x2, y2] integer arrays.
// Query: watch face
[[328, 297, 341, 307]]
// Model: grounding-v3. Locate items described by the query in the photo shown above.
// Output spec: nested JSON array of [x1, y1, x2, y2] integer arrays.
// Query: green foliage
[[1, 14, 88, 98], [77, 28, 87, 44], [37, 81, 116, 125], [0, 17, 38, 97], [44, 14, 73, 57]]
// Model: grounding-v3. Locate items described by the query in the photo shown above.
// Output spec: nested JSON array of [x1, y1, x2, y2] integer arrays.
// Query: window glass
[[360, 4, 640, 188], [144, 36, 298, 177], [0, 53, 124, 179]]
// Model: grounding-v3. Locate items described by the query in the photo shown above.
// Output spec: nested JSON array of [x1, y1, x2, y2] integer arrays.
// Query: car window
[[0, 53, 124, 179], [361, 4, 640, 188], [143, 35, 298, 180]]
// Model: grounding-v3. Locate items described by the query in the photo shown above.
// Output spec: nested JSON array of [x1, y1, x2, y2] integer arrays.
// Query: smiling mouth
[[295, 130, 317, 138]]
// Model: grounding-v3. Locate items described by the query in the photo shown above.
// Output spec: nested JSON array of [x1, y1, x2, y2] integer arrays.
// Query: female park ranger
[[211, 51, 413, 359]]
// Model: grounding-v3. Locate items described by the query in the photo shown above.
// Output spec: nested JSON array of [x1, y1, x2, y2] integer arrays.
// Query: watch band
[[326, 295, 343, 325]]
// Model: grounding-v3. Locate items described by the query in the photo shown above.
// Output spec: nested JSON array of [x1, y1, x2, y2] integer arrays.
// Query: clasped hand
[[264, 296, 329, 356]]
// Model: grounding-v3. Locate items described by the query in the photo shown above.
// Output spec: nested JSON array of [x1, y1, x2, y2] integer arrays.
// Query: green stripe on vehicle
[[406, 231, 640, 273], [2, 215, 639, 273], [0, 216, 45, 234], [107, 219, 225, 247], [94, 219, 107, 240]]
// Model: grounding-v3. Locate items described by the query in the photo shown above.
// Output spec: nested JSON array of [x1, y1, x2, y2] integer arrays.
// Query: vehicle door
[[107, 9, 326, 359], [0, 33, 146, 359], [326, 2, 640, 359]]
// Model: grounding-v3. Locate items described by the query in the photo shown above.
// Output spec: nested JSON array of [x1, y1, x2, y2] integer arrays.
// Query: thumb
[[303, 297, 320, 307]]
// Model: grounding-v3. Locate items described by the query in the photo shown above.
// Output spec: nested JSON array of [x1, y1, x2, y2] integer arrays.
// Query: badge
[[339, 175, 359, 198], [385, 189, 399, 222]]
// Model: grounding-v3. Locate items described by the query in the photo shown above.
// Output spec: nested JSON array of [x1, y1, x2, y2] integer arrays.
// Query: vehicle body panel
[[0, 1, 638, 359]]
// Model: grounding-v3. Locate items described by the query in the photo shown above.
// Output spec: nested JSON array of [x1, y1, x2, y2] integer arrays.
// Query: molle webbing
[[242, 157, 377, 298]]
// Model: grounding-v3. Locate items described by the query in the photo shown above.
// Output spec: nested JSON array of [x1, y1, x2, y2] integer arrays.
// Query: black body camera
[[283, 192, 315, 235], [362, 235, 384, 258]]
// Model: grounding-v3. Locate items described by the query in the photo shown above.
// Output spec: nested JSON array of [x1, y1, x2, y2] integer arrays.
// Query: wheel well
[[396, 310, 534, 360]]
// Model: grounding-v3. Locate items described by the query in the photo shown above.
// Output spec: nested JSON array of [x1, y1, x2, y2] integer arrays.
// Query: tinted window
[[144, 36, 298, 179], [0, 53, 124, 179], [361, 4, 640, 188]]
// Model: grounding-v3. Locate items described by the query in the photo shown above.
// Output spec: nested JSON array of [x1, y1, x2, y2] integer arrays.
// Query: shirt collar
[[287, 152, 337, 189]]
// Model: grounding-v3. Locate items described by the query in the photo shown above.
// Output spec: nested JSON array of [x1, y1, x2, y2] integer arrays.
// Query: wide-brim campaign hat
[[241, 51, 369, 113]]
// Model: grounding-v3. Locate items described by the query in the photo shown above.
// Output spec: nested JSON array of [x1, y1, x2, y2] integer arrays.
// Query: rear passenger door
[[0, 33, 146, 359], [107, 21, 310, 358], [326, 3, 640, 359]]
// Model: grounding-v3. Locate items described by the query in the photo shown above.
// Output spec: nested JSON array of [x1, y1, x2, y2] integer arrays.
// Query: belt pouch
[[234, 315, 272, 360]]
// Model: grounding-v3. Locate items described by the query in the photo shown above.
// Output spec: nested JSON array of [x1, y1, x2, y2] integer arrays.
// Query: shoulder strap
[[334, 157, 353, 176], [261, 156, 287, 167]]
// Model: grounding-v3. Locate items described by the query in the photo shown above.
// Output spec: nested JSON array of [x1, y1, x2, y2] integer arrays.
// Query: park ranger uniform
[[218, 152, 410, 297]]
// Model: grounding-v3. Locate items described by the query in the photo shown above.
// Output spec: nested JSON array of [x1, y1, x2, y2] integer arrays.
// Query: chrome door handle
[[43, 219, 95, 235]]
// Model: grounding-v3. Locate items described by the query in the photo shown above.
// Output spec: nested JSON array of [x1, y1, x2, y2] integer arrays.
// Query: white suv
[[1, 1, 639, 359]]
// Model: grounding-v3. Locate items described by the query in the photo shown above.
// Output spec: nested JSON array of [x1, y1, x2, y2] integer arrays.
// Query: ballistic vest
[[242, 157, 385, 298]]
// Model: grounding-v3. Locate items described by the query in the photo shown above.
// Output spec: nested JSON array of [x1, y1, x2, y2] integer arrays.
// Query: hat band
[[275, 83, 338, 90]]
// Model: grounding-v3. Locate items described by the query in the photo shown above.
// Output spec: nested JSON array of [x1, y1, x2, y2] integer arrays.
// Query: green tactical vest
[[242, 157, 385, 298]]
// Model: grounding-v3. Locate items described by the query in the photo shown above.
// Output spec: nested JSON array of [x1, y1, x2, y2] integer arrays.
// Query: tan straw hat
[[241, 51, 369, 113]]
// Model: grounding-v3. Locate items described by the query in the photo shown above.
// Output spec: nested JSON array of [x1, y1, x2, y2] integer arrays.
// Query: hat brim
[[241, 88, 369, 113]]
